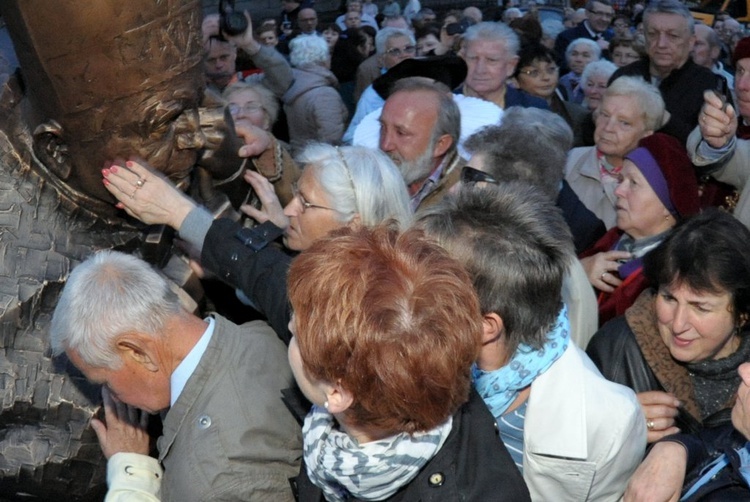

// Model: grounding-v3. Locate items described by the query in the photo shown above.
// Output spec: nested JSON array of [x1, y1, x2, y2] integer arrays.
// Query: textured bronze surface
[[0, 1, 214, 499]]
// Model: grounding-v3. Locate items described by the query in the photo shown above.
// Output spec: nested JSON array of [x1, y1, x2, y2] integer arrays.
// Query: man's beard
[[389, 138, 437, 186]]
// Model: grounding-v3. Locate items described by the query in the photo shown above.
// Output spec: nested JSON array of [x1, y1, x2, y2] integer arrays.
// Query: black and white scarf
[[302, 405, 452, 501]]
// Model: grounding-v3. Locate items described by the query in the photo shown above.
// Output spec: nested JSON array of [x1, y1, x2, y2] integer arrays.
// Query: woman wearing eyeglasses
[[101, 134, 412, 346], [223, 81, 279, 132], [513, 43, 592, 147]]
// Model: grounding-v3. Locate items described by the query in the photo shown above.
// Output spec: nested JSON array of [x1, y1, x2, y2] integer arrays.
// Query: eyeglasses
[[587, 9, 614, 18], [518, 65, 559, 78], [461, 166, 498, 185], [228, 102, 265, 116], [384, 45, 416, 57], [291, 182, 338, 213]]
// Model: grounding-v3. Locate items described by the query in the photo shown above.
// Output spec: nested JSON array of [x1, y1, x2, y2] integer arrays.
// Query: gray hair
[[289, 34, 330, 67], [542, 19, 565, 40], [696, 23, 721, 50], [391, 77, 461, 156], [565, 37, 601, 62], [50, 251, 181, 368], [502, 8, 522, 24], [605, 76, 666, 131], [463, 107, 573, 200], [375, 27, 416, 55], [585, 0, 612, 10], [296, 144, 413, 228], [222, 81, 280, 127], [463, 22, 520, 57], [581, 59, 617, 86], [417, 183, 573, 354], [644, 0, 695, 34]]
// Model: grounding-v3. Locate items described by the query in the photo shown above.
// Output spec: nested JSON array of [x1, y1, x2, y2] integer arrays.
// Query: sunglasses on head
[[461, 166, 499, 185]]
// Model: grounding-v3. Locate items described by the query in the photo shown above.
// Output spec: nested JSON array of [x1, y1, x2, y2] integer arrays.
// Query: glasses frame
[[291, 182, 338, 213], [227, 102, 265, 116], [384, 45, 417, 57], [518, 65, 559, 78]]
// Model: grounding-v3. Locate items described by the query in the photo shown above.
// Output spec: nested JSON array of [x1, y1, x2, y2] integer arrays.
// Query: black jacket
[[288, 389, 531, 502], [664, 425, 749, 501], [587, 315, 732, 435], [202, 218, 294, 345]]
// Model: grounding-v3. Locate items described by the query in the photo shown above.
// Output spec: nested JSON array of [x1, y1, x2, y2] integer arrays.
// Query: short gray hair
[[50, 251, 181, 368], [289, 34, 330, 67], [222, 81, 280, 127], [296, 144, 413, 229], [644, 0, 695, 34], [375, 27, 416, 55], [565, 37, 601, 62], [464, 107, 573, 200], [605, 76, 666, 131], [417, 183, 573, 354], [581, 59, 617, 86], [390, 78, 461, 156], [463, 22, 520, 57]]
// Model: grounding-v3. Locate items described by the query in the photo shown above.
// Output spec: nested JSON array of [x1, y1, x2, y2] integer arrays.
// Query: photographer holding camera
[[202, 3, 293, 96]]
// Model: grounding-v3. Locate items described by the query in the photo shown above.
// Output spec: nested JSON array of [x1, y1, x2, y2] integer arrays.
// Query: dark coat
[[664, 425, 750, 501], [557, 180, 606, 254], [587, 290, 734, 435], [202, 219, 294, 345], [289, 390, 531, 502]]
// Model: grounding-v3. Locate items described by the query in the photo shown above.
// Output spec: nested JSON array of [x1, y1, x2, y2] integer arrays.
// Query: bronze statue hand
[[102, 159, 197, 230]]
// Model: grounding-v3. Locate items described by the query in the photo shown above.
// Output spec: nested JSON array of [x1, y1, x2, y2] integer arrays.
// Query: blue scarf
[[472, 306, 570, 419]]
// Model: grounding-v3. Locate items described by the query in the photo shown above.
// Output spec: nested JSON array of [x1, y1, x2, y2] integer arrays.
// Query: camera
[[219, 0, 248, 37]]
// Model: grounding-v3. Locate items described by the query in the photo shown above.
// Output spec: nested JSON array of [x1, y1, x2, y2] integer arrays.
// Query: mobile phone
[[714, 75, 729, 112]]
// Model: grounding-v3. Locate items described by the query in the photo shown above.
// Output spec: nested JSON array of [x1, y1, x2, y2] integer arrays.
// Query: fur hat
[[733, 36, 750, 65]]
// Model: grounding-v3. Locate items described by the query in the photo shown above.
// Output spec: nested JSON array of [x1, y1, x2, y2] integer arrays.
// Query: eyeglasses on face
[[587, 9, 614, 18], [385, 45, 416, 57], [291, 182, 338, 213], [228, 102, 265, 116], [461, 166, 499, 185], [519, 65, 559, 78]]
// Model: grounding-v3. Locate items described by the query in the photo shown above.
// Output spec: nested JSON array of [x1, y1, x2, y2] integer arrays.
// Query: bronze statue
[[0, 1, 244, 498]]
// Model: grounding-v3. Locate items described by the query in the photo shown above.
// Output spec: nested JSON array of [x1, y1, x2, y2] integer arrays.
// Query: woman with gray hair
[[223, 81, 280, 132], [101, 141, 412, 345], [565, 76, 666, 229], [580, 59, 618, 112], [559, 38, 601, 104], [283, 35, 348, 154]]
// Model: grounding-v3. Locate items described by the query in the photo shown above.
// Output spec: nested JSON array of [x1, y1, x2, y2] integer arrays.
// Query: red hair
[[288, 224, 482, 433]]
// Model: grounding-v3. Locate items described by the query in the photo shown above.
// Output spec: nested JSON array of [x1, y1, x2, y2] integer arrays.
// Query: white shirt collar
[[170, 317, 215, 407]]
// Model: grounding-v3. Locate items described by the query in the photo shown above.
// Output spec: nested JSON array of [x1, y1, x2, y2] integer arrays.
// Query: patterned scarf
[[302, 407, 452, 501], [473, 305, 570, 419]]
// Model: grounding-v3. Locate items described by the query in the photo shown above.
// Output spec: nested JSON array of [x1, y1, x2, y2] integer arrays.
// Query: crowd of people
[[7, 0, 750, 499]]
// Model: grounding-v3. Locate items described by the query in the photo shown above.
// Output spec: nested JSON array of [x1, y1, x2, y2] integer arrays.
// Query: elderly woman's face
[[583, 73, 609, 111], [614, 160, 673, 239], [594, 94, 652, 161], [611, 45, 641, 67], [656, 281, 737, 364], [516, 58, 560, 100], [567, 42, 597, 75], [283, 167, 345, 251], [227, 88, 270, 130]]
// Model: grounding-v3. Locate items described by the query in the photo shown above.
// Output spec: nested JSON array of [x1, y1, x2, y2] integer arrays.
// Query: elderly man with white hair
[[50, 250, 301, 501], [458, 22, 548, 109]]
